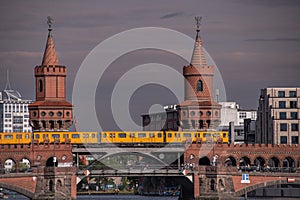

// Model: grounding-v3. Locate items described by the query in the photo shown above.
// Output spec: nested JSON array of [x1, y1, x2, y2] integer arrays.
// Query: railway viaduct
[[0, 142, 300, 199]]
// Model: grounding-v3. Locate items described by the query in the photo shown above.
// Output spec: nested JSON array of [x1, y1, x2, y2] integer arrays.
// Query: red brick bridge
[[0, 143, 76, 199]]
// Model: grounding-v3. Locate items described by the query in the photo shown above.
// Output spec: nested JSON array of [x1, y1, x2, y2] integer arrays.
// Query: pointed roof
[[41, 27, 59, 66], [190, 20, 207, 67]]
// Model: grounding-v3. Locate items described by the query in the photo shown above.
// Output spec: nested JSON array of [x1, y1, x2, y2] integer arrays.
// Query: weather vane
[[47, 16, 53, 30], [195, 16, 202, 31]]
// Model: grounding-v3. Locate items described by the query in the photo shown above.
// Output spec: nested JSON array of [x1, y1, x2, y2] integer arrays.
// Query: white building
[[256, 87, 300, 144], [0, 89, 32, 133], [219, 102, 257, 143]]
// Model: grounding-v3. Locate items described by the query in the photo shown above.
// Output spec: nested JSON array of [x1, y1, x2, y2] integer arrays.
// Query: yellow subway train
[[0, 131, 228, 145]]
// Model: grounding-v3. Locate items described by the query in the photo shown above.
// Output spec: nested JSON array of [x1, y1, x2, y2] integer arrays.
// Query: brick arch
[[238, 155, 251, 166], [236, 179, 300, 197], [266, 156, 281, 167], [283, 156, 296, 168], [253, 156, 266, 166], [0, 181, 34, 199], [224, 155, 238, 166]]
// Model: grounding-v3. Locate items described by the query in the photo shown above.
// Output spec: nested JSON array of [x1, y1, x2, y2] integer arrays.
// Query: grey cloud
[[160, 12, 184, 19], [244, 38, 300, 42]]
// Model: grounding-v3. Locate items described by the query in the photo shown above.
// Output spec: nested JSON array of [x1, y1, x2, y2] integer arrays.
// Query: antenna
[[5, 69, 12, 90], [195, 16, 202, 32]]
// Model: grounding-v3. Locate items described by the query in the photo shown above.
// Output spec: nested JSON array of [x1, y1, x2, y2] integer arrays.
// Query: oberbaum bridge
[[1, 19, 300, 200]]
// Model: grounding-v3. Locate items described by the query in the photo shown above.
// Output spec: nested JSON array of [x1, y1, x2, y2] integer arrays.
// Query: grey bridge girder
[[72, 146, 185, 166]]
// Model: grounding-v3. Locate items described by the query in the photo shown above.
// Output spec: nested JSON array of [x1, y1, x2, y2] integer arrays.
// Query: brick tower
[[178, 17, 221, 131], [29, 19, 73, 131]]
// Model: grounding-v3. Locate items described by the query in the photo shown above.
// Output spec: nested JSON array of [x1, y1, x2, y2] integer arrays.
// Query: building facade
[[218, 102, 257, 143], [28, 22, 73, 131], [256, 87, 300, 144], [0, 90, 32, 132]]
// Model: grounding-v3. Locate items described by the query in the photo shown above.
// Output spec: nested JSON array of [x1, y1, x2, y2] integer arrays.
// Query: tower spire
[[41, 16, 59, 66], [190, 16, 207, 67]]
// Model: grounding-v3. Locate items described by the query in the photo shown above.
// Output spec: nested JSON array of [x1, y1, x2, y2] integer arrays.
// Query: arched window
[[39, 80, 43, 92], [197, 80, 203, 91]]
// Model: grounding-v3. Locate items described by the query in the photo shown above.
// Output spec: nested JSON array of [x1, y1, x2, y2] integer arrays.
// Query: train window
[[138, 133, 146, 138], [83, 134, 89, 138], [168, 133, 172, 138], [72, 134, 80, 138], [43, 134, 49, 139], [92, 133, 96, 138], [118, 133, 126, 138], [130, 133, 135, 138], [35, 134, 40, 139], [203, 133, 209, 138], [198, 133, 200, 137], [52, 134, 60, 139], [109, 133, 115, 138], [175, 133, 180, 138], [223, 133, 227, 138], [157, 133, 162, 138], [102, 133, 106, 138], [63, 134, 69, 138], [25, 134, 29, 139], [150, 133, 155, 138], [4, 135, 13, 139], [19, 134, 22, 139], [0, 135, 1, 139], [184, 133, 191, 138]]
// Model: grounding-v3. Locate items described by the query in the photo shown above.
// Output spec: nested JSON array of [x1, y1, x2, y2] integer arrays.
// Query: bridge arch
[[87, 151, 168, 170], [239, 156, 250, 166], [254, 156, 265, 167], [19, 157, 31, 172], [225, 156, 237, 166], [283, 156, 295, 168], [236, 179, 300, 197], [0, 182, 34, 199], [199, 156, 210, 166], [4, 158, 17, 173], [46, 157, 58, 167], [268, 156, 280, 167]]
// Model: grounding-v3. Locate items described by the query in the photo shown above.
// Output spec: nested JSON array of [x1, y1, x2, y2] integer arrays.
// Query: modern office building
[[256, 87, 300, 144], [0, 88, 32, 133]]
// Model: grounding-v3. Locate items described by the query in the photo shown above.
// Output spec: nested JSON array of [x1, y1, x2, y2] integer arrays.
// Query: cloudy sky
[[1, 0, 300, 130]]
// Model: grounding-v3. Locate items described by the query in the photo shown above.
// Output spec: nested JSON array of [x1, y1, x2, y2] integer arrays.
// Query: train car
[[0, 132, 31, 145], [33, 132, 98, 144], [199, 131, 228, 143], [101, 131, 164, 145], [165, 131, 197, 143]]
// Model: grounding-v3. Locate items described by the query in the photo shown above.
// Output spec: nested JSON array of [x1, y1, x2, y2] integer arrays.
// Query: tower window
[[39, 80, 43, 92], [197, 80, 203, 92]]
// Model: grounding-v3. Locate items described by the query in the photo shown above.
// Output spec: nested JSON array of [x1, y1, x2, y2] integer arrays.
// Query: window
[[168, 133, 172, 138], [239, 112, 246, 119], [49, 111, 54, 116], [280, 136, 287, 144], [206, 111, 211, 116], [57, 112, 62, 117], [41, 112, 46, 116], [199, 111, 203, 116], [39, 80, 43, 92], [292, 136, 299, 144], [290, 101, 297, 108], [149, 133, 155, 138], [118, 133, 126, 138], [183, 133, 191, 138], [289, 91, 297, 97], [52, 134, 60, 139], [197, 80, 203, 91], [63, 134, 69, 138], [278, 91, 285, 97], [291, 112, 298, 119], [138, 133, 146, 138], [190, 111, 195, 116], [92, 134, 96, 138], [280, 123, 287, 131], [83, 134, 89, 138], [35, 134, 40, 139], [279, 112, 286, 119], [130, 133, 135, 138], [279, 101, 286, 108], [158, 133, 162, 138], [292, 123, 298, 131]]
